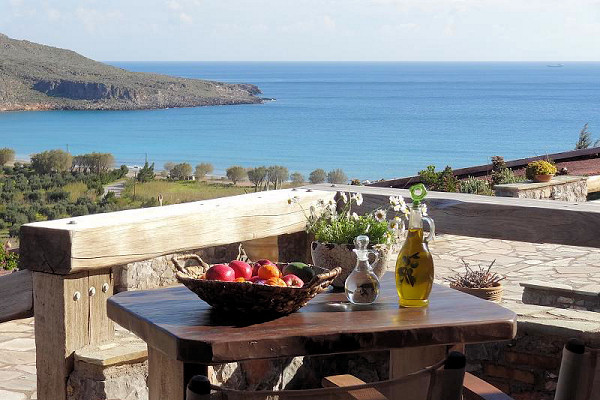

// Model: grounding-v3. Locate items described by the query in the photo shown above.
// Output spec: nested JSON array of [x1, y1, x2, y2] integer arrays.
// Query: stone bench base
[[520, 280, 600, 311], [67, 331, 148, 400]]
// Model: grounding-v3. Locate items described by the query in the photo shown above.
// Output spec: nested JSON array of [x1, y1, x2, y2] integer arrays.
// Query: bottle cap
[[409, 183, 427, 206], [353, 235, 369, 261]]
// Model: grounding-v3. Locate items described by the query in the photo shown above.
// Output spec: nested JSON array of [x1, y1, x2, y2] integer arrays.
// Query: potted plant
[[445, 260, 505, 303], [525, 160, 557, 183], [292, 192, 409, 288]]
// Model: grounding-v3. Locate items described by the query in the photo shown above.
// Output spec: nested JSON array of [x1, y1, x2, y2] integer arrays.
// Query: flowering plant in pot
[[445, 260, 505, 303], [525, 160, 557, 183], [292, 192, 412, 288]]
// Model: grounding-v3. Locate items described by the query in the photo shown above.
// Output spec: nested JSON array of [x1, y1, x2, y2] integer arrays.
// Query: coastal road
[[103, 179, 127, 198]]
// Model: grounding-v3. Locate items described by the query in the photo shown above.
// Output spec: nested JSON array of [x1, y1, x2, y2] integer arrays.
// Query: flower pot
[[533, 174, 554, 183], [311, 241, 391, 288], [449, 283, 503, 303]]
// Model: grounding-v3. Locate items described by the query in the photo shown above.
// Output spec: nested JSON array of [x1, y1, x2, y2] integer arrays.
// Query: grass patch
[[63, 182, 94, 202], [123, 180, 249, 204]]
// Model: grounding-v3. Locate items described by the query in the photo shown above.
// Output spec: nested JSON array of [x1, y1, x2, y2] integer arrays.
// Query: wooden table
[[107, 274, 516, 399]]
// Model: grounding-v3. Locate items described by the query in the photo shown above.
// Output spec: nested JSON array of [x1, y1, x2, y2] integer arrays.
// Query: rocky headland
[[0, 33, 263, 111]]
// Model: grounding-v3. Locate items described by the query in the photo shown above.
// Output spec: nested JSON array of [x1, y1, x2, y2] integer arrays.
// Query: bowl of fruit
[[172, 253, 341, 315]]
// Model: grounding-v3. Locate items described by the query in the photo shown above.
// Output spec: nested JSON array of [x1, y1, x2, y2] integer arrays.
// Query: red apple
[[205, 264, 235, 282], [282, 274, 304, 288], [229, 260, 252, 279]]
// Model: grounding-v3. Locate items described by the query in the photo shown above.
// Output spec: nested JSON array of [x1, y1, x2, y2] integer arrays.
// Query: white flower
[[388, 219, 400, 231], [351, 212, 359, 221], [317, 199, 325, 206], [339, 192, 348, 203], [351, 193, 363, 206], [421, 204, 428, 216], [374, 209, 386, 222]]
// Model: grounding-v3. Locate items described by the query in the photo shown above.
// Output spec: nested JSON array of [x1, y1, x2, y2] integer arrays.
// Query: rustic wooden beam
[[33, 270, 115, 400], [0, 270, 33, 323], [20, 189, 335, 275], [303, 184, 600, 248]]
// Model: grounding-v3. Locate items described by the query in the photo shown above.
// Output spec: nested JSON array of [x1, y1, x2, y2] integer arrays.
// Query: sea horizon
[[2, 61, 599, 180]]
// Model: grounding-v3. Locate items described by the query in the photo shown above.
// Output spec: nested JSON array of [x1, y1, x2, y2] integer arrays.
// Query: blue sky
[[1, 0, 599, 61]]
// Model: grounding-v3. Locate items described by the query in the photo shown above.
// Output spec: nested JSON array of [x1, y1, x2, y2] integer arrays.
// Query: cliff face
[[0, 33, 263, 111]]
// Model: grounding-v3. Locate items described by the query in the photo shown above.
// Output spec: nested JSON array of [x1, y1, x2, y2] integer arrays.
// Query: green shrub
[[459, 177, 494, 195], [0, 244, 19, 270], [525, 160, 557, 180], [494, 168, 525, 185], [418, 165, 458, 192]]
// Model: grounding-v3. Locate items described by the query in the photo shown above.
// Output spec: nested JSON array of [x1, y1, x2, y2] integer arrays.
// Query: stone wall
[[113, 242, 242, 292], [494, 176, 588, 202]]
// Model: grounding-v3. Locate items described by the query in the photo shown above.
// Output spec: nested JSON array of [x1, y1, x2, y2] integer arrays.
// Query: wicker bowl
[[173, 254, 341, 315]]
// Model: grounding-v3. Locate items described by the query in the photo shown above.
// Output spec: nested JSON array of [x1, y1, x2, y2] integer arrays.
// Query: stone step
[[67, 330, 148, 400]]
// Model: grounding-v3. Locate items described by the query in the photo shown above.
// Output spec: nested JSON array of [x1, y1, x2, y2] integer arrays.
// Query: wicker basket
[[449, 283, 504, 303], [173, 254, 341, 315]]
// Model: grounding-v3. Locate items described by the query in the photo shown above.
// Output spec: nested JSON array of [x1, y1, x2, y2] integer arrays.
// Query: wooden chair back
[[187, 352, 466, 400]]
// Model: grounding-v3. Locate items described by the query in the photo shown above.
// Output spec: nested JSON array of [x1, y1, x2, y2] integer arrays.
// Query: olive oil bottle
[[395, 184, 435, 307]]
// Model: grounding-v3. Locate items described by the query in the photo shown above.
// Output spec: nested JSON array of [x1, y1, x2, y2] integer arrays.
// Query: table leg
[[148, 346, 185, 400], [147, 346, 210, 400], [389, 345, 447, 400]]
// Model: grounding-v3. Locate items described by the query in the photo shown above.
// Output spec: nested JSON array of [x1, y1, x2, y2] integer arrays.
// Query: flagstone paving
[[1, 234, 599, 398]]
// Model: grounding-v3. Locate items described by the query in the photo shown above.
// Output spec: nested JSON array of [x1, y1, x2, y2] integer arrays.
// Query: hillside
[[0, 34, 263, 111]]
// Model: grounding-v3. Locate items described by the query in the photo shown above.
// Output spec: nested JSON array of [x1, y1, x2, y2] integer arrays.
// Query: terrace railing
[[7, 184, 600, 400]]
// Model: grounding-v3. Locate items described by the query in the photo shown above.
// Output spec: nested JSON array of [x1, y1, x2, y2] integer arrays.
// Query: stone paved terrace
[[1, 234, 600, 399]]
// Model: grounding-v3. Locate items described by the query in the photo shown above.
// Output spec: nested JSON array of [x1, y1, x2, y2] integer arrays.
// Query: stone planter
[[533, 174, 554, 183], [311, 242, 391, 288], [0, 269, 14, 277], [450, 283, 503, 303]]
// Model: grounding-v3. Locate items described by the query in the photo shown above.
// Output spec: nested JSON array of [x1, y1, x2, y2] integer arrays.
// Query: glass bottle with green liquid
[[396, 184, 435, 307]]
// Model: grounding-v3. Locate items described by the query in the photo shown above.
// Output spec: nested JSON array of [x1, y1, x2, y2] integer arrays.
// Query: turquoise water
[[1, 62, 599, 180]]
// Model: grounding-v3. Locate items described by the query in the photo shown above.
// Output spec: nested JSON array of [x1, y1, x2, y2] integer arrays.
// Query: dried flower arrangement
[[445, 260, 505, 289]]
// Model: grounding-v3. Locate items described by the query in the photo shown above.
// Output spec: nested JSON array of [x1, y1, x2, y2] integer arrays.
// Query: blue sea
[[1, 62, 599, 180]]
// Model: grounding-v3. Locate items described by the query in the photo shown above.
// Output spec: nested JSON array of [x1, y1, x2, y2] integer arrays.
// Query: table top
[[107, 274, 517, 364]]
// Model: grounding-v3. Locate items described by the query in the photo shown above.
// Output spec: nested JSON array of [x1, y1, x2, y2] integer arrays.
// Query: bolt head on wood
[[102, 283, 109, 293], [89, 287, 96, 297], [73, 291, 81, 301]]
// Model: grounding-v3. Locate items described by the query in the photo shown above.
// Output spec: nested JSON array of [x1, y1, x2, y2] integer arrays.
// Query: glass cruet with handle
[[345, 235, 381, 305]]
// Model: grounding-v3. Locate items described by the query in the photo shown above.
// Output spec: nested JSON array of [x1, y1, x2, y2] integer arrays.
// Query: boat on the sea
[[547, 63, 564, 67]]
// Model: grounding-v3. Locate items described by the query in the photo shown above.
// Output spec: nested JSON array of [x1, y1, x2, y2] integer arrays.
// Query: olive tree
[[31, 149, 72, 174], [309, 168, 326, 184], [327, 168, 348, 184], [164, 162, 176, 173], [267, 165, 288, 190], [290, 172, 305, 185], [194, 163, 214, 180], [247, 166, 268, 191], [0, 148, 15, 166], [226, 166, 247, 185], [170, 163, 193, 180]]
